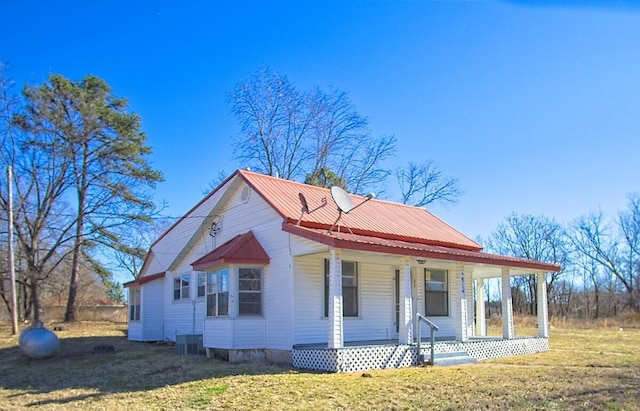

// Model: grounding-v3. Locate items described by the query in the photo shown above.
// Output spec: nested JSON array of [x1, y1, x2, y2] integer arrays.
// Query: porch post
[[398, 257, 413, 344], [465, 268, 475, 338], [458, 265, 469, 342], [327, 248, 343, 349], [501, 268, 514, 340], [537, 272, 549, 338], [475, 278, 487, 337]]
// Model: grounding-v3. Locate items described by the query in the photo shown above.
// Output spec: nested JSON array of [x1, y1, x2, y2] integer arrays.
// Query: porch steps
[[427, 351, 477, 367]]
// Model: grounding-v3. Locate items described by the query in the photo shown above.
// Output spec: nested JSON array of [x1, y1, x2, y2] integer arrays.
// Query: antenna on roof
[[296, 193, 327, 226], [209, 215, 223, 237], [327, 186, 375, 234]]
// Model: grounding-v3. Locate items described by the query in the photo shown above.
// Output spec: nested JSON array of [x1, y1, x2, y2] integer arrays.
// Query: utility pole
[[7, 166, 18, 334]]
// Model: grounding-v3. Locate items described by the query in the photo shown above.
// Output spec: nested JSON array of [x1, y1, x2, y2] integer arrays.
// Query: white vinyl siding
[[138, 278, 165, 341], [163, 272, 205, 340], [195, 188, 292, 351], [294, 255, 395, 344], [293, 256, 324, 344], [233, 317, 266, 348], [204, 318, 232, 348], [256, 221, 294, 350]]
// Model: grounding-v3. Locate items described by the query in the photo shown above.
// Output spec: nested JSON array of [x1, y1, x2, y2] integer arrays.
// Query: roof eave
[[192, 257, 270, 271], [123, 271, 166, 288], [282, 223, 560, 273]]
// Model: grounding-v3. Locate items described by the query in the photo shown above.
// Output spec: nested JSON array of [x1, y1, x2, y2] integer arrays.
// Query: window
[[239, 268, 262, 315], [129, 288, 140, 321], [324, 260, 358, 317], [173, 274, 190, 300], [425, 269, 448, 316], [197, 272, 206, 298], [206, 268, 229, 316]]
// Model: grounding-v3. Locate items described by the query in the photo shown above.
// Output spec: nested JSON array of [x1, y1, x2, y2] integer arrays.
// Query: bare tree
[[570, 210, 639, 312], [228, 67, 313, 180], [228, 67, 398, 196], [484, 213, 569, 315], [396, 160, 462, 208], [572, 244, 604, 319], [339, 134, 397, 195], [108, 217, 172, 280], [307, 87, 368, 176], [619, 193, 640, 307], [305, 87, 397, 194]]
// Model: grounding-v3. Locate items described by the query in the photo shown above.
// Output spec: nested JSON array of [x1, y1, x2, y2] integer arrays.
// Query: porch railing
[[416, 313, 439, 365]]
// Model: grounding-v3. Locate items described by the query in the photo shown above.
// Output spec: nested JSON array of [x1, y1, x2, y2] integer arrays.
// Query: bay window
[[197, 272, 206, 298], [206, 268, 229, 316], [238, 268, 262, 315]]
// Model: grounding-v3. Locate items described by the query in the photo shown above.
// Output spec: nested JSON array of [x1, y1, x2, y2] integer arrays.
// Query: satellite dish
[[327, 187, 375, 234], [330, 186, 354, 213], [299, 193, 309, 213], [296, 192, 328, 226]]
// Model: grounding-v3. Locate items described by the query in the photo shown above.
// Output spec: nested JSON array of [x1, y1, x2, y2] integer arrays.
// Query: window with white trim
[[129, 288, 140, 321], [424, 269, 449, 316], [238, 268, 262, 315], [324, 260, 358, 317], [173, 274, 190, 300], [197, 272, 206, 298], [206, 268, 229, 316]]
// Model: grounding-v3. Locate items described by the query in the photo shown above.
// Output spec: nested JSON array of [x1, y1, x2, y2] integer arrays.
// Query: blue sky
[[2, 0, 639, 243]]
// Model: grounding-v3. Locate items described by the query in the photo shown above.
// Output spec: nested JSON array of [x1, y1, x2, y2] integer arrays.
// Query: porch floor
[[292, 336, 549, 372]]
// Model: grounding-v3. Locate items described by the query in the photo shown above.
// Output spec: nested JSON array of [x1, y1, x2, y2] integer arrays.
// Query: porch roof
[[191, 231, 270, 271], [283, 223, 560, 273], [123, 271, 165, 288]]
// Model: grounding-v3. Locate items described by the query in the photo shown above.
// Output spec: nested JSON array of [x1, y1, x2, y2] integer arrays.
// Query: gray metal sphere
[[19, 322, 60, 359]]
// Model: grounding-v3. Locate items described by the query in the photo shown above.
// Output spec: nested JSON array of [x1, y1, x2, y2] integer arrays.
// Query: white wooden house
[[125, 169, 560, 372]]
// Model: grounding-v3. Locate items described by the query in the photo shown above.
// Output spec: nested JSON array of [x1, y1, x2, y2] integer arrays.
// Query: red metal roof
[[238, 169, 482, 252], [123, 271, 166, 288], [283, 224, 561, 272], [191, 231, 270, 271]]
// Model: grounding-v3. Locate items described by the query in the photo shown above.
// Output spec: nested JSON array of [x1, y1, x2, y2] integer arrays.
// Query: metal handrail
[[416, 313, 439, 365]]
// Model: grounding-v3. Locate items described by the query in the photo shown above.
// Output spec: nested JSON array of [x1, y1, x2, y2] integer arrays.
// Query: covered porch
[[295, 248, 553, 372]]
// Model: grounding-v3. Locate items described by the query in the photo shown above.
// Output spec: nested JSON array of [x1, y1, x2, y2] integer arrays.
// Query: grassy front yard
[[0, 321, 638, 410]]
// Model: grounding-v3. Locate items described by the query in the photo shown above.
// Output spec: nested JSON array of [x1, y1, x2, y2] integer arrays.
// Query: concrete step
[[421, 350, 478, 366]]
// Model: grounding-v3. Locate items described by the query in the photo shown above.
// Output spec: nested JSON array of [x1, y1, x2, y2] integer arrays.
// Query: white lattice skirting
[[292, 337, 549, 373]]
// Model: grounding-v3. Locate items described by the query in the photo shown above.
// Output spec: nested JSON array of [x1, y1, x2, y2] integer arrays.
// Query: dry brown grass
[[0, 320, 638, 410]]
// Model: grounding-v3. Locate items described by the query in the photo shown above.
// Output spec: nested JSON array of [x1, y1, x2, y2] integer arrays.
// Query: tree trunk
[[64, 222, 83, 322], [30, 280, 41, 322], [24, 282, 33, 322], [65, 189, 86, 322], [65, 141, 88, 323]]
